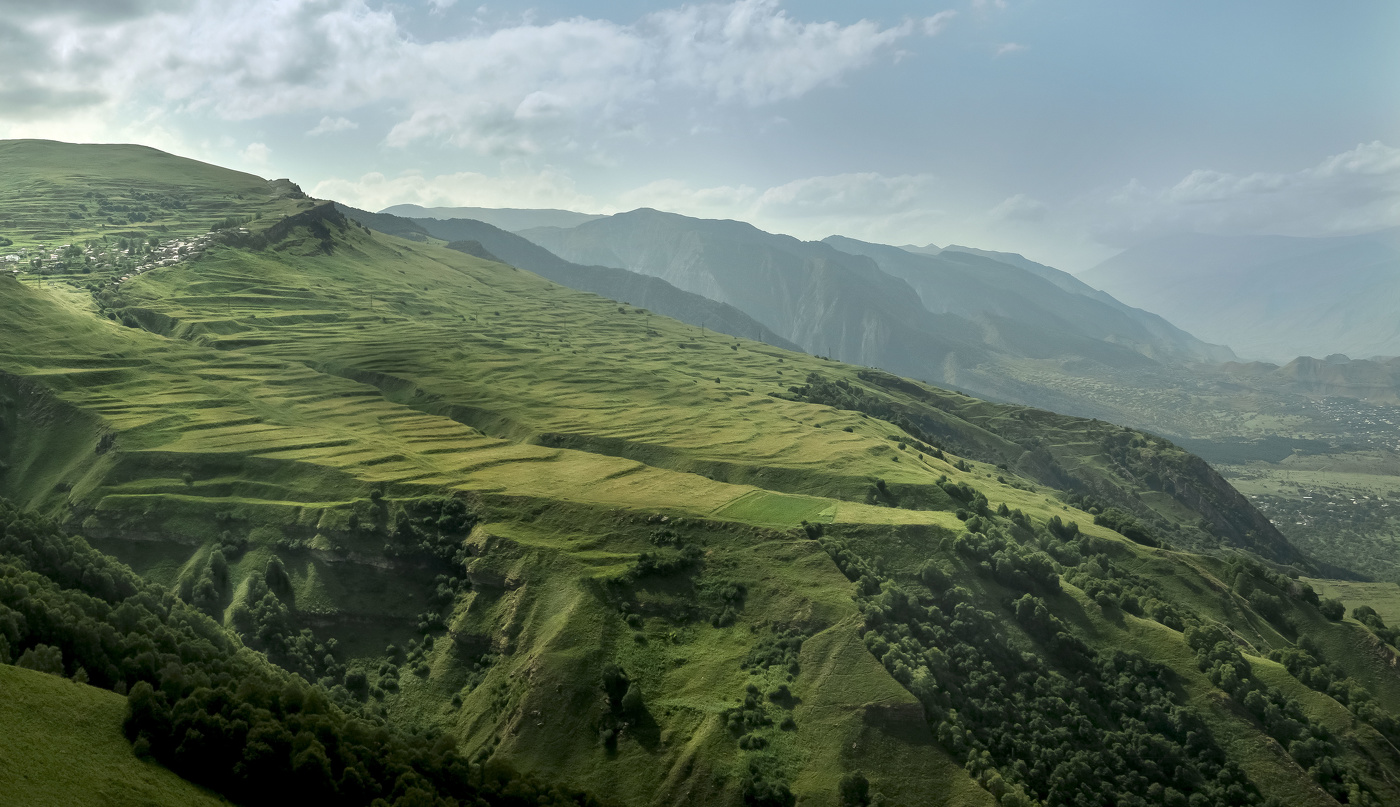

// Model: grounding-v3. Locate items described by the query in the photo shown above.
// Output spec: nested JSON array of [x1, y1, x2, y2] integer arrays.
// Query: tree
[[16, 643, 64, 676], [621, 683, 644, 717], [1319, 598, 1345, 621], [265, 555, 293, 600], [838, 772, 870, 807]]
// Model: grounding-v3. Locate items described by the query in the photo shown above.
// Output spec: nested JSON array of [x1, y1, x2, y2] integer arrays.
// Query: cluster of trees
[[228, 560, 345, 687], [948, 521, 1060, 596], [1091, 507, 1163, 548], [1224, 559, 1335, 633], [217, 214, 256, 231], [822, 525, 1279, 807], [1269, 638, 1400, 745], [1351, 605, 1400, 647], [88, 188, 186, 224], [1186, 626, 1375, 804], [387, 496, 478, 565], [600, 527, 748, 629], [0, 498, 600, 807], [597, 664, 646, 750], [719, 676, 798, 806], [741, 628, 806, 677]]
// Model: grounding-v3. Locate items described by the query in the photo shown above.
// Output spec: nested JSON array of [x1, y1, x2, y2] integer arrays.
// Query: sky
[[1, 0, 1396, 271]]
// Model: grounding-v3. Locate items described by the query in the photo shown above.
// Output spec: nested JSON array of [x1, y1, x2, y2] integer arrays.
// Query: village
[[3, 227, 249, 283]]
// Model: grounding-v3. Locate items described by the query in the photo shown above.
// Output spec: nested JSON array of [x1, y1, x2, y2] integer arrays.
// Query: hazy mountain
[[827, 236, 1234, 364], [378, 203, 604, 231], [1081, 228, 1400, 362], [518, 209, 1236, 389], [938, 245, 1121, 302], [519, 208, 999, 385], [336, 205, 800, 350], [1213, 353, 1400, 403]]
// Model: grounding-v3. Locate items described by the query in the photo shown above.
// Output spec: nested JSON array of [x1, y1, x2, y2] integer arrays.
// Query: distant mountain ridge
[[516, 208, 1234, 382], [378, 203, 604, 231], [827, 235, 1234, 365], [1081, 228, 1400, 362], [519, 208, 997, 385], [1217, 353, 1400, 403], [335, 204, 801, 351]]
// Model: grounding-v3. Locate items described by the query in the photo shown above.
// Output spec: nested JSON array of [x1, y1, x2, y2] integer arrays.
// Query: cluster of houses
[[5, 225, 253, 282], [111, 230, 232, 285]]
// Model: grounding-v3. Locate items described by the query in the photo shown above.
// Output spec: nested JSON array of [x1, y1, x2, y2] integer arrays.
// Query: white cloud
[[239, 141, 270, 166], [989, 193, 1047, 222], [307, 115, 358, 135], [994, 42, 1026, 57], [1095, 141, 1400, 245], [644, 1, 946, 106], [0, 0, 953, 160], [923, 10, 958, 35]]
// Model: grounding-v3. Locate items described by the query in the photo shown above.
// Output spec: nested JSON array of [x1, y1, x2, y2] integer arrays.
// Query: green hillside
[[0, 663, 229, 807], [4, 140, 1400, 807]]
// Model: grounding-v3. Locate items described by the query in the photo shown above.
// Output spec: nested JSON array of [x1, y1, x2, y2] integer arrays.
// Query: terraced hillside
[[4, 141, 1400, 807]]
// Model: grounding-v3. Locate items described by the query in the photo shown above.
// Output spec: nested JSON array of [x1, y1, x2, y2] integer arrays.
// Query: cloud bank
[[1096, 141, 1400, 244], [1, 0, 951, 159]]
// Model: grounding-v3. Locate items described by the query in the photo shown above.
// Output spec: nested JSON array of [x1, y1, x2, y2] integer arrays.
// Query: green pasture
[[0, 664, 230, 807]]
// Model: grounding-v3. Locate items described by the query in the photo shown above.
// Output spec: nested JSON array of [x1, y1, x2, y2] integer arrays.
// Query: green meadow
[[0, 664, 230, 807], [4, 141, 1400, 806]]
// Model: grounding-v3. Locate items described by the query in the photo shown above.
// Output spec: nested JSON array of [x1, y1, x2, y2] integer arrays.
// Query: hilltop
[[3, 140, 1400, 807]]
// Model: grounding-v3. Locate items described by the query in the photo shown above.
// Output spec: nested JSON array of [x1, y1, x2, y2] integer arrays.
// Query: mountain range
[[516, 208, 1233, 381]]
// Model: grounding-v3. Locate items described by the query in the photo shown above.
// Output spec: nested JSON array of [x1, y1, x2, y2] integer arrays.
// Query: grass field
[[7, 141, 1400, 806], [0, 664, 230, 807]]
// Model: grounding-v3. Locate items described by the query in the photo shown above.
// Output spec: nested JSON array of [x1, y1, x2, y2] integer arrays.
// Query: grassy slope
[[4, 141, 1400, 805], [0, 664, 229, 807], [0, 138, 279, 249]]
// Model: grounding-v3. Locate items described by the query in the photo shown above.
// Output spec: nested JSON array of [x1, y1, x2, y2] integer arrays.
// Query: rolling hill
[[4, 140, 1400, 807]]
